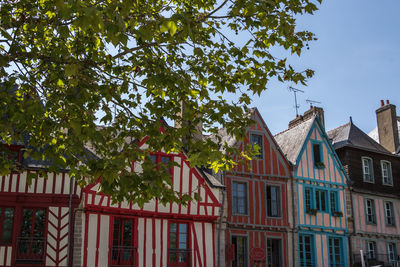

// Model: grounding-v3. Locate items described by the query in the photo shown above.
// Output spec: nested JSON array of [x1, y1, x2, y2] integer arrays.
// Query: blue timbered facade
[[275, 108, 349, 267]]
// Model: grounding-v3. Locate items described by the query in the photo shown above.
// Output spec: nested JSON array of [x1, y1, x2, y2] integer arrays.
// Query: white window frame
[[362, 157, 374, 183], [387, 243, 397, 265], [367, 241, 377, 259], [365, 198, 376, 224], [384, 201, 396, 226], [381, 160, 393, 186]]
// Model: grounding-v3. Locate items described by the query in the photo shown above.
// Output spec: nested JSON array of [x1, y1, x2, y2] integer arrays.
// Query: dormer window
[[312, 142, 324, 168], [361, 157, 374, 183], [381, 160, 393, 186], [250, 134, 263, 159]]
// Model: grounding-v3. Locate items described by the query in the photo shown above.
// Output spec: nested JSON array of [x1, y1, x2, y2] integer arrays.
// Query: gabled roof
[[327, 118, 390, 154], [274, 116, 315, 164]]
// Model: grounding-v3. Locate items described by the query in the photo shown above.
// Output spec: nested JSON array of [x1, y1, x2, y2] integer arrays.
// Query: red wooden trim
[[152, 218, 156, 267], [178, 156, 184, 214], [143, 218, 147, 267], [160, 219, 164, 267], [191, 223, 202, 267], [95, 213, 101, 267], [202, 222, 206, 267]]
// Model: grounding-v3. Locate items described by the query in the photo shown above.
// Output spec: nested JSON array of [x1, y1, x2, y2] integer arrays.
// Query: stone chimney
[[174, 101, 203, 141], [376, 99, 399, 153], [289, 105, 325, 129]]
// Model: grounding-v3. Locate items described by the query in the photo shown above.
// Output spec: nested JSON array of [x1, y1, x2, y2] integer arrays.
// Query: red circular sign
[[250, 247, 266, 261]]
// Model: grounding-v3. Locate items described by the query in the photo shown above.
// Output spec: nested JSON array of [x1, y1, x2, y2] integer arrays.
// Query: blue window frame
[[328, 237, 343, 267], [232, 182, 248, 215], [312, 142, 324, 168], [315, 189, 327, 212], [305, 187, 313, 212], [250, 134, 263, 159], [330, 191, 339, 213], [299, 234, 315, 267]]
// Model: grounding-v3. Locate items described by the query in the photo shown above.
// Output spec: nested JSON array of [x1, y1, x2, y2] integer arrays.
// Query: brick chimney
[[289, 105, 325, 129], [376, 100, 399, 153]]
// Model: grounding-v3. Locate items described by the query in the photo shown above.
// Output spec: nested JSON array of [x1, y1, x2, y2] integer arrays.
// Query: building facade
[[216, 108, 293, 267], [74, 139, 223, 267], [328, 101, 400, 266], [0, 145, 81, 267], [275, 108, 350, 267]]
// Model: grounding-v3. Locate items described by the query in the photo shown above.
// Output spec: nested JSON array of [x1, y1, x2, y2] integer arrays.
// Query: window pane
[[1, 208, 14, 242], [251, 134, 263, 159], [313, 144, 321, 164]]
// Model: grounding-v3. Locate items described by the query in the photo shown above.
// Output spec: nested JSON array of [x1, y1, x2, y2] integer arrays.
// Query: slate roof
[[274, 116, 315, 164], [327, 119, 390, 154]]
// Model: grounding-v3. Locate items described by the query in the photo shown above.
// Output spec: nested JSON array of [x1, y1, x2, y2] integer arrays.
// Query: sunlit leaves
[[0, 0, 321, 205]]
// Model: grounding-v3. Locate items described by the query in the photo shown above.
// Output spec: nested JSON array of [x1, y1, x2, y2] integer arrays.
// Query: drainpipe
[[66, 175, 74, 267], [290, 166, 296, 267], [217, 171, 226, 267]]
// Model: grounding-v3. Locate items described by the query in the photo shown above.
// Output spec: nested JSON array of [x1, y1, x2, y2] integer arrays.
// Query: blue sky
[[250, 0, 400, 135]]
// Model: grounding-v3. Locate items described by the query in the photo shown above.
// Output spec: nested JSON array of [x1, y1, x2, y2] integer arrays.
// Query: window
[[312, 143, 324, 167], [387, 243, 397, 265], [365, 199, 376, 224], [266, 186, 281, 217], [0, 207, 14, 244], [266, 238, 282, 267], [362, 157, 374, 183], [232, 182, 248, 215], [328, 237, 343, 267], [384, 201, 395, 226], [366, 241, 377, 259], [299, 234, 315, 267], [17, 208, 46, 264], [150, 154, 172, 173], [305, 187, 313, 212], [315, 189, 327, 212], [330, 191, 339, 213], [232, 236, 248, 267], [250, 134, 263, 159], [381, 160, 393, 185], [112, 218, 135, 266], [169, 223, 190, 266]]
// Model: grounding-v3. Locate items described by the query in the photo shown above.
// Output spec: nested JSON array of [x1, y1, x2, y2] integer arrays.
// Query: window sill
[[382, 183, 393, 186], [314, 163, 325, 169], [363, 180, 375, 184]]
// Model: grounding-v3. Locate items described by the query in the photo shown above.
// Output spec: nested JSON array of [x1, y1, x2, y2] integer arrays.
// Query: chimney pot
[[381, 100, 384, 107]]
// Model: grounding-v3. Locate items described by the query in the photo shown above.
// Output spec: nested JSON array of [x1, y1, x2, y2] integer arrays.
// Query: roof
[[274, 116, 315, 164], [327, 119, 390, 154]]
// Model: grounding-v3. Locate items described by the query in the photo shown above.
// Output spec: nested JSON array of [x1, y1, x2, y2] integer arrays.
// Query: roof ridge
[[327, 121, 350, 135], [274, 116, 314, 137]]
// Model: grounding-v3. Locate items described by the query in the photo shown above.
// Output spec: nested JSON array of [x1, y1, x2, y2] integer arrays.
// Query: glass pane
[[33, 209, 45, 238], [123, 220, 132, 246], [1, 208, 14, 242], [21, 209, 33, 238]]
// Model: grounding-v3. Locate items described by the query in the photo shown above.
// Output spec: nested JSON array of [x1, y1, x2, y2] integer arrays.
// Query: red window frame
[[0, 207, 14, 245], [16, 207, 47, 264], [111, 217, 137, 267], [149, 153, 173, 175], [168, 222, 190, 267]]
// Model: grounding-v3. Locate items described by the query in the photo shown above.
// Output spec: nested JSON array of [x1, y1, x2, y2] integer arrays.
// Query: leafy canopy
[[0, 0, 320, 205]]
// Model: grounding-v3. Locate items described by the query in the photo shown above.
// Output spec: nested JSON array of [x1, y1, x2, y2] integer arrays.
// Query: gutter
[[217, 171, 226, 267]]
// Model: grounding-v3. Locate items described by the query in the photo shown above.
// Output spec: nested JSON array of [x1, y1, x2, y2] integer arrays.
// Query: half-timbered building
[[74, 138, 223, 267], [275, 107, 350, 267], [0, 145, 81, 267], [328, 101, 400, 266], [214, 108, 293, 267]]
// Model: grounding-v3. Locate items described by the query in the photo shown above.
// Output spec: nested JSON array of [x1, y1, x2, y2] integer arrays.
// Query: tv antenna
[[288, 86, 304, 116], [306, 99, 321, 107]]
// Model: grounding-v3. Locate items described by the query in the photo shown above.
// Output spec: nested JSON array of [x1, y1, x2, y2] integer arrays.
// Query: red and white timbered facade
[[224, 108, 293, 267], [77, 140, 223, 267], [0, 147, 81, 267]]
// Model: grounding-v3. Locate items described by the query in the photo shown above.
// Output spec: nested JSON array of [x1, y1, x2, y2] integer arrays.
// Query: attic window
[[312, 143, 324, 168], [250, 134, 263, 159]]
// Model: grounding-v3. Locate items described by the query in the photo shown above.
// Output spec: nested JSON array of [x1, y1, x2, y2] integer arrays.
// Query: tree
[[0, 0, 320, 205]]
